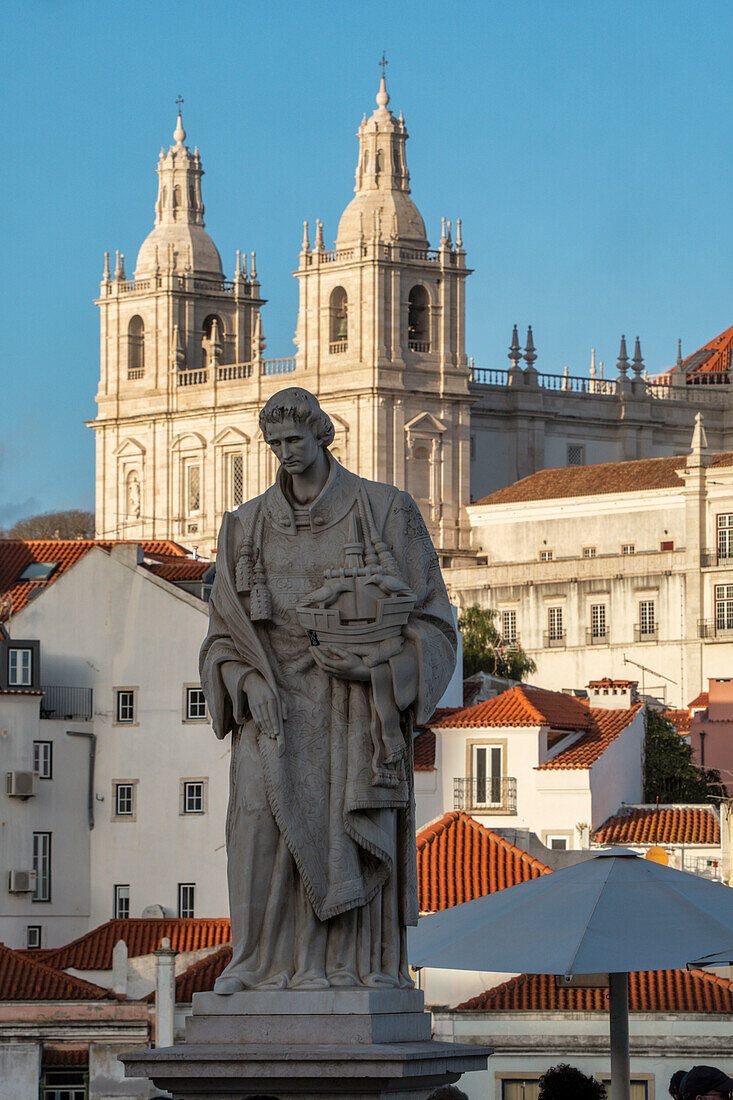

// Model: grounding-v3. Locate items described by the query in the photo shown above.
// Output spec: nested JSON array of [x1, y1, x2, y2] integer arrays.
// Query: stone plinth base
[[121, 988, 490, 1099]]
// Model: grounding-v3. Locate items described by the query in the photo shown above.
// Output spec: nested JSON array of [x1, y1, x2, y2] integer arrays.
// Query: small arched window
[[128, 316, 145, 378], [408, 286, 430, 352], [329, 288, 348, 353]]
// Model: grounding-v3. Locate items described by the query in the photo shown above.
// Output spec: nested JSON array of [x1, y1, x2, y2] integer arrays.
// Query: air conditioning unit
[[8, 869, 36, 893], [5, 771, 37, 799]]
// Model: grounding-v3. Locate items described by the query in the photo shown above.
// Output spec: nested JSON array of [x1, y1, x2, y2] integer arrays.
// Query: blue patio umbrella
[[409, 848, 733, 1100]]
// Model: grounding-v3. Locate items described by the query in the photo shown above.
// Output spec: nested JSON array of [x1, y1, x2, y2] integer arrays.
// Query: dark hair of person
[[426, 1087, 469, 1100], [259, 387, 335, 449], [538, 1063, 607, 1100], [669, 1069, 686, 1098]]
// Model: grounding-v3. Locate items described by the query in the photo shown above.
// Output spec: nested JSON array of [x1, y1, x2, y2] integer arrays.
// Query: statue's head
[[259, 388, 335, 474]]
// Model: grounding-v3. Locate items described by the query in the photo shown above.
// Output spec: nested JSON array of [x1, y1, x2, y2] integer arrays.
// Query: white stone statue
[[200, 388, 456, 993], [126, 470, 141, 519]]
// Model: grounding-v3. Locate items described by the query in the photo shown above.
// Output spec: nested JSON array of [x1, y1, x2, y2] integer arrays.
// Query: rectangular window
[[715, 584, 733, 631], [567, 444, 585, 467], [582, 546, 597, 558], [178, 883, 195, 919], [8, 646, 33, 686], [639, 600, 655, 636], [229, 452, 244, 509], [32, 832, 51, 902], [187, 463, 201, 515], [660, 539, 674, 551], [186, 687, 207, 720], [501, 610, 517, 644], [546, 835, 569, 851], [116, 690, 135, 723], [548, 606, 564, 640], [472, 744, 502, 807], [26, 925, 42, 949], [718, 513, 733, 561], [114, 884, 130, 920], [590, 604, 607, 639], [621, 543, 636, 555], [539, 549, 553, 562], [115, 783, 135, 817], [183, 780, 205, 814], [33, 741, 53, 779], [502, 1081, 540, 1100]]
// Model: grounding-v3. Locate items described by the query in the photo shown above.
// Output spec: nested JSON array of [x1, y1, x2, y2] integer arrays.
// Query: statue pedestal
[[120, 989, 490, 1099]]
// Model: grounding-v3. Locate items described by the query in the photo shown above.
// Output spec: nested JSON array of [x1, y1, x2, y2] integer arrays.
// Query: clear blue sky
[[2, 0, 733, 527]]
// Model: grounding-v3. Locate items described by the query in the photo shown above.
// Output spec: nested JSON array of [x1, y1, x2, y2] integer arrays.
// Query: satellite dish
[[141, 904, 166, 918]]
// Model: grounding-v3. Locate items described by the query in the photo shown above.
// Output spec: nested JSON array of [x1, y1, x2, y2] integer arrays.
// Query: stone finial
[[315, 219, 324, 251], [632, 336, 644, 378], [562, 364, 569, 390], [508, 324, 522, 370], [617, 334, 629, 377], [235, 249, 242, 279], [173, 100, 186, 146], [242, 250, 247, 279], [590, 347, 596, 379], [456, 218, 463, 248], [172, 324, 185, 368], [301, 220, 310, 252], [690, 410, 709, 456], [524, 325, 537, 371], [599, 360, 604, 379], [440, 217, 447, 246], [251, 251, 257, 279], [102, 251, 110, 282], [119, 253, 126, 280], [676, 338, 683, 369], [446, 220, 452, 247], [114, 250, 121, 280], [376, 55, 390, 110], [112, 939, 128, 997]]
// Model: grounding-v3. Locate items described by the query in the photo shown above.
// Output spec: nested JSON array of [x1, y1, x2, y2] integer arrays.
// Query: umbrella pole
[[608, 971, 631, 1100]]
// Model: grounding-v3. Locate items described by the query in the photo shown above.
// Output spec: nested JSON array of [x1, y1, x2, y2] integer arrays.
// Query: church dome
[[135, 223, 223, 278], [337, 190, 427, 249]]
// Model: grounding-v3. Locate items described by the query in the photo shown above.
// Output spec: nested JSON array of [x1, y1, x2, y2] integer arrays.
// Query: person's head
[[259, 388, 334, 474], [670, 1069, 687, 1098], [679, 1065, 733, 1099], [426, 1088, 469, 1100], [538, 1063, 606, 1100]]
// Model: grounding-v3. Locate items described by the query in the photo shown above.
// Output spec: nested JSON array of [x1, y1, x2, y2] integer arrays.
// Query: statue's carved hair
[[259, 387, 335, 449]]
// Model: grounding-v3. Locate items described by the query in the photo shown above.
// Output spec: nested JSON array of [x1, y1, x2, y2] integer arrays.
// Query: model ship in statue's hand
[[200, 387, 456, 993]]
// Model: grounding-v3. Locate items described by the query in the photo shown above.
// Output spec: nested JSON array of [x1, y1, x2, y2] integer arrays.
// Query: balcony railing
[[409, 340, 431, 353], [40, 686, 93, 721], [127, 368, 144, 380], [454, 776, 517, 814], [329, 341, 348, 355], [543, 631, 566, 649], [634, 624, 658, 642], [701, 550, 733, 568], [699, 619, 733, 641], [586, 629, 609, 646]]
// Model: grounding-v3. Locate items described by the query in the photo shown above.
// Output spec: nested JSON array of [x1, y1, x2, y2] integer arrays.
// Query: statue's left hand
[[312, 645, 371, 682]]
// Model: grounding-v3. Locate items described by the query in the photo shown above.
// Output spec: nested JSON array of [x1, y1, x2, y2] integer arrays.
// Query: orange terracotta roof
[[416, 811, 551, 912], [680, 323, 733, 378], [458, 969, 733, 1013], [593, 806, 720, 846], [473, 453, 733, 507], [146, 560, 212, 582], [144, 944, 233, 1003], [413, 728, 436, 770], [689, 691, 710, 710], [43, 1048, 89, 1067], [662, 708, 692, 734], [431, 685, 594, 732], [0, 539, 191, 619], [0, 943, 115, 1001], [34, 918, 231, 971], [537, 705, 642, 770], [587, 678, 638, 691]]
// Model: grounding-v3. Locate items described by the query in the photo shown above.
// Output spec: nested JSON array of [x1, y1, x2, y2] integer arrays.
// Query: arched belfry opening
[[127, 316, 145, 378], [408, 286, 430, 352], [329, 287, 348, 353]]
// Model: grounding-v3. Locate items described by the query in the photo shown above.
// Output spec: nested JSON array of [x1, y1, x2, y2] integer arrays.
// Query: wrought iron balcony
[[634, 624, 658, 642], [543, 631, 566, 649], [453, 776, 517, 814], [701, 549, 733, 568], [40, 686, 93, 721], [698, 619, 733, 641], [586, 628, 609, 646]]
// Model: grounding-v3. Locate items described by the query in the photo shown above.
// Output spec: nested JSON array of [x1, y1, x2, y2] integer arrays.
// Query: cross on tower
[[175, 95, 184, 111], [379, 53, 388, 78]]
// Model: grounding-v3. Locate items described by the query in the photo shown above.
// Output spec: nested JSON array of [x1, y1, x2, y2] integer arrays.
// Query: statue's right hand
[[243, 671, 281, 740]]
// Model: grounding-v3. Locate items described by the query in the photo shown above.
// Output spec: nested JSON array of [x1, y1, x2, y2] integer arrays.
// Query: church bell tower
[[294, 70, 473, 552]]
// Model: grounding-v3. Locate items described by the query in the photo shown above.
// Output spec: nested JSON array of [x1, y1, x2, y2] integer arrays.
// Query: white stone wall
[[0, 1042, 39, 1100]]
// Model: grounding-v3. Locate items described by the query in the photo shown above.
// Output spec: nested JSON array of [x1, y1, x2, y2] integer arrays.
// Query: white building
[[444, 415, 733, 707], [0, 538, 228, 951]]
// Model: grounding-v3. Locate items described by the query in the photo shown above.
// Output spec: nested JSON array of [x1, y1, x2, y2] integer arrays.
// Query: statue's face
[[265, 417, 320, 475]]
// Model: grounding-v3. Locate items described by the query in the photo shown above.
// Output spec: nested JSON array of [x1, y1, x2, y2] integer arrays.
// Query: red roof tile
[[431, 685, 594, 732], [0, 539, 191, 619], [537, 705, 642, 770], [34, 918, 231, 971], [679, 324, 733, 378], [458, 969, 733, 1013], [593, 806, 720, 846], [662, 708, 692, 734], [144, 944, 233, 1003], [689, 691, 710, 710], [416, 812, 551, 912], [43, 1048, 89, 1067], [473, 453, 733, 507], [0, 944, 115, 1001], [587, 679, 638, 691], [413, 728, 436, 770], [147, 560, 212, 582]]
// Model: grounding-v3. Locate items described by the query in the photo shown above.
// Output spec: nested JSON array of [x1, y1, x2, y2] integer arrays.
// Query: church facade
[[91, 76, 733, 559]]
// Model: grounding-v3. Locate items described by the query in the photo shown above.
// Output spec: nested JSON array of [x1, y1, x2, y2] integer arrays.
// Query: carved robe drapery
[[200, 456, 455, 989]]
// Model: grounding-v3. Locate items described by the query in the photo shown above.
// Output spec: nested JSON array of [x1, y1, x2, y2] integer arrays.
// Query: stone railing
[[469, 365, 732, 405], [127, 368, 144, 381], [194, 278, 236, 293], [217, 363, 252, 381], [262, 357, 297, 375], [409, 340, 431, 353], [329, 341, 348, 355], [177, 368, 208, 387]]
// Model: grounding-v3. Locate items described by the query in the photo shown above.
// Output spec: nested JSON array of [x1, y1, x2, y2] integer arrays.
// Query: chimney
[[112, 939, 128, 997], [154, 937, 177, 1048], [110, 543, 144, 568]]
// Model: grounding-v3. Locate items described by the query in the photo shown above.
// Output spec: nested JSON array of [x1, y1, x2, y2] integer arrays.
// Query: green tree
[[643, 707, 725, 803], [458, 605, 537, 682]]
